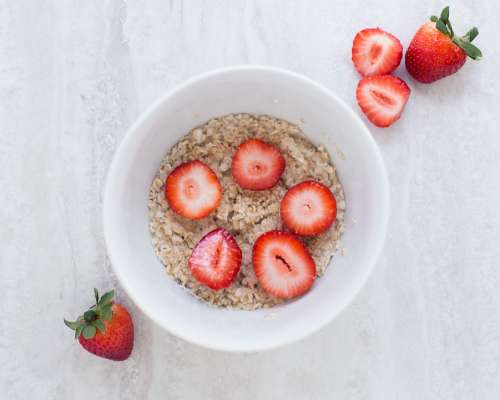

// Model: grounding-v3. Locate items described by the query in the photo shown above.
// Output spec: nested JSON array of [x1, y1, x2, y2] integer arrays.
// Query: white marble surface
[[2, 0, 500, 398]]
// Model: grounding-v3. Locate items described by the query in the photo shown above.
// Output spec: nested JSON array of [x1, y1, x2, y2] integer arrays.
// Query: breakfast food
[[351, 28, 410, 128], [231, 138, 285, 190], [189, 228, 242, 290], [253, 231, 316, 299], [352, 28, 403, 77], [165, 160, 222, 220], [148, 113, 345, 309], [405, 6, 482, 83], [280, 180, 337, 236], [64, 289, 134, 361], [356, 75, 411, 128]]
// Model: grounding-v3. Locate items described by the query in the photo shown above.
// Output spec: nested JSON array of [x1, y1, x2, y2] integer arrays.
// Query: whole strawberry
[[405, 6, 482, 83], [64, 289, 134, 361]]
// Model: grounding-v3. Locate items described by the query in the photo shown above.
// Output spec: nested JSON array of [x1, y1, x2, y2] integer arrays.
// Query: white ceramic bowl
[[103, 66, 389, 352]]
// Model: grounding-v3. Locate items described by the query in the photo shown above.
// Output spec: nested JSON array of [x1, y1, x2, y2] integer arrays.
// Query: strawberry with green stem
[[64, 289, 134, 361], [405, 6, 482, 83]]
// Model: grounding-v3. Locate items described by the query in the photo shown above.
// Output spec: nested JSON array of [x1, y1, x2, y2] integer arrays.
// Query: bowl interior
[[103, 67, 389, 352]]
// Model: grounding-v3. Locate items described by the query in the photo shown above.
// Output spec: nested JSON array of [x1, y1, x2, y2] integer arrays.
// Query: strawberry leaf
[[99, 290, 115, 306], [463, 27, 479, 42], [82, 325, 97, 339], [446, 20, 454, 37], [436, 20, 449, 35], [430, 15, 438, 22], [101, 306, 113, 321], [75, 325, 84, 339], [64, 319, 80, 330], [94, 288, 99, 304], [453, 37, 483, 60], [440, 6, 449, 23], [94, 319, 106, 333], [460, 41, 482, 60]]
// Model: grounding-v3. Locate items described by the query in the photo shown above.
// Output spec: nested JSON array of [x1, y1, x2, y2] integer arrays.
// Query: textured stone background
[[2, 1, 500, 399]]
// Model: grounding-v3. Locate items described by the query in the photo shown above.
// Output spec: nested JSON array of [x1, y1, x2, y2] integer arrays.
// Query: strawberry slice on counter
[[405, 7, 482, 83], [252, 230, 316, 299], [165, 160, 222, 220], [356, 75, 410, 128], [280, 180, 337, 236], [189, 228, 242, 290], [352, 28, 403, 77], [231, 138, 285, 190]]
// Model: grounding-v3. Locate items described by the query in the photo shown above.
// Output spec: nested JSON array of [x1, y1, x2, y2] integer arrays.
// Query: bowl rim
[[103, 65, 390, 352]]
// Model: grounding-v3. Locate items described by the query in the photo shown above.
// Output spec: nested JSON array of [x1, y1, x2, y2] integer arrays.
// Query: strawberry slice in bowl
[[253, 230, 316, 299], [356, 75, 411, 128], [281, 180, 337, 236], [189, 228, 242, 290], [352, 28, 403, 77], [165, 160, 222, 220], [231, 138, 285, 190]]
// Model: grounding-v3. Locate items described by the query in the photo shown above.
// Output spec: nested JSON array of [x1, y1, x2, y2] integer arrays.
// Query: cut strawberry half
[[165, 160, 222, 220], [189, 228, 242, 290], [352, 28, 403, 77], [252, 230, 316, 299], [356, 75, 411, 128], [280, 180, 337, 236], [231, 138, 285, 190]]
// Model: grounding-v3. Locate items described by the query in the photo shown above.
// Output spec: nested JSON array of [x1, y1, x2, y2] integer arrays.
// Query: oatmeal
[[148, 114, 345, 310]]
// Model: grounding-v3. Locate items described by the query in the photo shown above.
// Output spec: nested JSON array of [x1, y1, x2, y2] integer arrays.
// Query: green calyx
[[430, 6, 482, 60], [64, 289, 114, 339]]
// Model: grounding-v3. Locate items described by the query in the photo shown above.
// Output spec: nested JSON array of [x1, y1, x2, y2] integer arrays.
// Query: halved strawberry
[[231, 138, 285, 190], [356, 75, 411, 128], [165, 160, 222, 220], [280, 180, 337, 236], [252, 230, 316, 299], [189, 228, 242, 290], [352, 28, 403, 77]]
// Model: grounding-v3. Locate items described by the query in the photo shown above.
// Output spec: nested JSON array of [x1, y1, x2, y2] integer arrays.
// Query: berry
[[252, 230, 316, 299], [64, 289, 134, 361], [356, 75, 410, 128], [189, 228, 242, 290], [165, 160, 222, 220], [405, 7, 482, 83], [231, 138, 285, 190], [352, 28, 403, 77], [280, 180, 337, 236]]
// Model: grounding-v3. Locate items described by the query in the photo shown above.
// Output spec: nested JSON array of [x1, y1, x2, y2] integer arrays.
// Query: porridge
[[148, 113, 345, 310]]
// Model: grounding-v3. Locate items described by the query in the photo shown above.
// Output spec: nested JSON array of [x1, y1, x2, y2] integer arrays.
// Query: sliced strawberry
[[280, 180, 337, 236], [231, 138, 285, 190], [356, 75, 410, 128], [352, 28, 403, 77], [189, 228, 242, 290], [165, 160, 222, 220], [252, 230, 316, 299]]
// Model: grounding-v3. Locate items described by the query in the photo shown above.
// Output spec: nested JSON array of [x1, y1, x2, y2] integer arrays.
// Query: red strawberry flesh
[[231, 138, 285, 190], [352, 28, 403, 77], [356, 75, 410, 128], [280, 180, 337, 236], [253, 230, 316, 299], [189, 228, 242, 290], [165, 160, 222, 220]]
